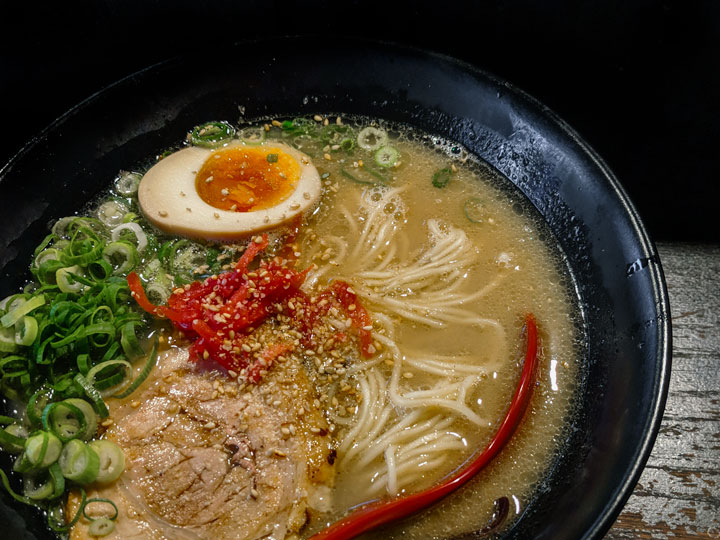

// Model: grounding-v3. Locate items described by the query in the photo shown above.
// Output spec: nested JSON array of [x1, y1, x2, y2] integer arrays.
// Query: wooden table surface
[[606, 243, 720, 539]]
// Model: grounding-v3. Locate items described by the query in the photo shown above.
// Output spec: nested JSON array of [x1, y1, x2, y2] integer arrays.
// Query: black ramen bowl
[[0, 37, 670, 539]]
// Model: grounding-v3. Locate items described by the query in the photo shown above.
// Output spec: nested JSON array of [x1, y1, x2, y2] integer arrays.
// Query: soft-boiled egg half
[[138, 142, 321, 240]]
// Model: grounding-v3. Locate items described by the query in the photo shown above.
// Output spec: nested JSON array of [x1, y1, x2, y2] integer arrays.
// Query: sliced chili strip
[[309, 313, 540, 540]]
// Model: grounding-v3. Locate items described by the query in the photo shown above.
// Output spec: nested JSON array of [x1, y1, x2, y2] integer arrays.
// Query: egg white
[[138, 141, 321, 241]]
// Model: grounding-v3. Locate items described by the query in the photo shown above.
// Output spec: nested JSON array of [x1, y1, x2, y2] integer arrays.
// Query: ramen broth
[[0, 116, 582, 540], [288, 126, 581, 537]]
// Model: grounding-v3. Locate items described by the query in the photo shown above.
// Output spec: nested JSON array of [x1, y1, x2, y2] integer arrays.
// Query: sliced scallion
[[190, 121, 236, 148], [25, 430, 62, 468], [357, 127, 388, 151], [0, 423, 27, 453], [432, 167, 452, 188], [59, 439, 100, 484], [56, 266, 86, 294], [88, 517, 115, 536], [115, 171, 142, 196], [15, 316, 38, 346], [102, 242, 139, 275], [96, 200, 128, 228], [74, 374, 109, 418], [374, 145, 399, 168], [1, 295, 45, 328], [110, 223, 148, 253], [463, 197, 486, 223], [88, 440, 125, 485], [239, 126, 266, 144]]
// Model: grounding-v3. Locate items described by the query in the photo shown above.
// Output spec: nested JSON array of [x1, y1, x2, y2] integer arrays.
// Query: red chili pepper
[[309, 313, 540, 540], [128, 234, 378, 381]]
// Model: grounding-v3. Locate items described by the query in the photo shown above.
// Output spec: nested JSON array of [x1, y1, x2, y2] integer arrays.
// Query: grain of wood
[[606, 243, 720, 540]]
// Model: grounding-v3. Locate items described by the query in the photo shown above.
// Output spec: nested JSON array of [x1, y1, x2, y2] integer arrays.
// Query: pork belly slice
[[69, 347, 335, 540]]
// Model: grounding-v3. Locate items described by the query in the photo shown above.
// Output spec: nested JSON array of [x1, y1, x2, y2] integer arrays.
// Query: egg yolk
[[195, 146, 301, 212]]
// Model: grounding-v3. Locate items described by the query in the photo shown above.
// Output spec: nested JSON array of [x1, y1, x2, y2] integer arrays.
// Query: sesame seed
[[281, 427, 290, 435], [250, 488, 259, 498], [303, 192, 311, 200], [310, 427, 321, 434], [272, 120, 283, 127], [254, 236, 264, 244], [203, 350, 210, 360], [205, 176, 214, 183], [336, 116, 342, 125], [313, 114, 323, 122], [131, 401, 140, 408], [213, 212, 220, 219], [101, 419, 113, 427], [362, 325, 373, 331], [324, 153, 332, 161], [158, 210, 168, 217], [204, 421, 216, 429]]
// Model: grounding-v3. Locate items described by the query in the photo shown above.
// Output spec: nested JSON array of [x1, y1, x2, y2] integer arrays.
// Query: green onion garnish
[[432, 167, 452, 188]]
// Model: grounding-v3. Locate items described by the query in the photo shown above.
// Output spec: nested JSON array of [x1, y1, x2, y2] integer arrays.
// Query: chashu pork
[[69, 346, 335, 540]]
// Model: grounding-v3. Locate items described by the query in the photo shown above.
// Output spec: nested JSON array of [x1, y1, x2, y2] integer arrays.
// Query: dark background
[[1, 0, 718, 243]]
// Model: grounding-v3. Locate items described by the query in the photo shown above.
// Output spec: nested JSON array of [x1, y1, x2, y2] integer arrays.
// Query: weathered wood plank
[[606, 243, 720, 539]]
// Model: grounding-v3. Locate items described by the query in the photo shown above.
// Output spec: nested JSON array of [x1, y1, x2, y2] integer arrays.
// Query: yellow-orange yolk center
[[195, 146, 301, 212]]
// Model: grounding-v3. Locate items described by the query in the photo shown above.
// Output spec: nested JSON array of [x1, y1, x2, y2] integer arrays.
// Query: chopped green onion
[[110, 223, 148, 252], [88, 517, 116, 536], [190, 121, 236, 148], [87, 359, 132, 394], [1, 294, 45, 328], [119, 321, 144, 359], [0, 468, 34, 505], [340, 138, 355, 152], [0, 423, 27, 453], [463, 197, 486, 223], [0, 326, 17, 352], [374, 146, 399, 168], [102, 242, 139, 275], [84, 497, 119, 521], [88, 258, 113, 281], [74, 374, 109, 418], [59, 439, 100, 484], [15, 315, 38, 346], [25, 430, 62, 468], [115, 171, 142, 196], [47, 488, 87, 532], [239, 126, 266, 144], [340, 167, 388, 185], [432, 167, 452, 188], [113, 339, 158, 399], [43, 399, 97, 442], [96, 200, 128, 228], [357, 127, 388, 151], [26, 389, 52, 427], [56, 266, 86, 294], [88, 440, 125, 484], [266, 153, 279, 163], [23, 463, 65, 500]]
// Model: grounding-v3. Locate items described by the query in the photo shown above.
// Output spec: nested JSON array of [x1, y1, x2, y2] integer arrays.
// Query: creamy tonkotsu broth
[[0, 116, 581, 540], [286, 122, 581, 538]]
